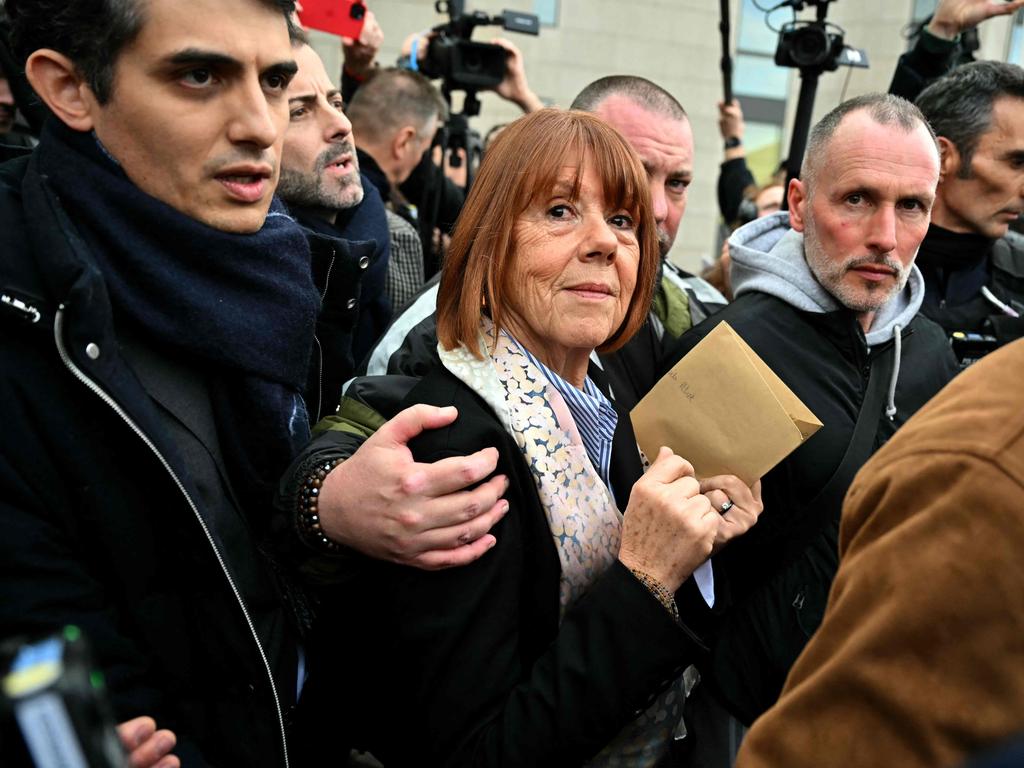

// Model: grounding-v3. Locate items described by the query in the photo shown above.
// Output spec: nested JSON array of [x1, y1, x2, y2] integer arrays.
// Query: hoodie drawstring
[[885, 324, 902, 420]]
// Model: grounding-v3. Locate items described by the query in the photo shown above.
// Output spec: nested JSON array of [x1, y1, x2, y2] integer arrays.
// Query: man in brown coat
[[736, 338, 1024, 767]]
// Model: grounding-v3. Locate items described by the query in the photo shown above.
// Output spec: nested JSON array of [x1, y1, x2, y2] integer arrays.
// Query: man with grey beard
[[278, 42, 392, 417], [661, 93, 959, 726]]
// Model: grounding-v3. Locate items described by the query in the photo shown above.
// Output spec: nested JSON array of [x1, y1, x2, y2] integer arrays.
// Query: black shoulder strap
[[772, 347, 896, 572], [809, 348, 896, 518]]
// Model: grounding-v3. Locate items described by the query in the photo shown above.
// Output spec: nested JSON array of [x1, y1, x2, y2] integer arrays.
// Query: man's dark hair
[[5, 0, 297, 104], [347, 67, 448, 140], [916, 60, 1024, 179], [570, 75, 687, 122], [802, 92, 936, 191]]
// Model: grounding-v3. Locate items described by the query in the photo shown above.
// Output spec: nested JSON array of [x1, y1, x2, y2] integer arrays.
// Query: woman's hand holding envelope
[[700, 475, 764, 555], [619, 447, 721, 592]]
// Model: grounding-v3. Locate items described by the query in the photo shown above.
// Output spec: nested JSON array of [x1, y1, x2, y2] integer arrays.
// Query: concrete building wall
[[309, 1, 1015, 273]]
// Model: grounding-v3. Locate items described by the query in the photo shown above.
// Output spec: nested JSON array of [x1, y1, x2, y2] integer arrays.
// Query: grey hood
[[728, 210, 925, 419]]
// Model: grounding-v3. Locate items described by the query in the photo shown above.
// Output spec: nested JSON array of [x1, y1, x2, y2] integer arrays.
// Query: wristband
[[297, 458, 345, 553], [628, 567, 681, 624], [409, 36, 420, 72]]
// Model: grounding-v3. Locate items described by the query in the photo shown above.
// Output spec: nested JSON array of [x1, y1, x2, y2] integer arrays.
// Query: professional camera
[[775, 20, 845, 70], [419, 0, 539, 95], [772, 0, 868, 71]]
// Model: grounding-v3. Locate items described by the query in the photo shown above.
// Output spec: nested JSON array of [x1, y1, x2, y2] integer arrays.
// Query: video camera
[[412, 1, 540, 274], [419, 0, 540, 98], [773, 0, 868, 72]]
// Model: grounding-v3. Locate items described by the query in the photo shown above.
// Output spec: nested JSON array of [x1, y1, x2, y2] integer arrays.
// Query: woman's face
[[503, 162, 641, 374]]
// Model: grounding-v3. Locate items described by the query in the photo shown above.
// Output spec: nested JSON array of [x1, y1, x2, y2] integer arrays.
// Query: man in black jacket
[[278, 40, 388, 418], [345, 66, 446, 311], [346, 67, 445, 225], [0, 0, 509, 764], [913, 61, 1024, 364], [665, 93, 959, 725], [889, 0, 1024, 102]]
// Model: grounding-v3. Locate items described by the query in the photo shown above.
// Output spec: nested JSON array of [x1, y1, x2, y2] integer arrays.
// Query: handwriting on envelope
[[631, 321, 822, 486]]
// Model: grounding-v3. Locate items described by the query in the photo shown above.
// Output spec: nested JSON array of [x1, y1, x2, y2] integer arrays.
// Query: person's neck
[[857, 310, 875, 334], [503, 319, 590, 389], [357, 143, 400, 187], [302, 205, 338, 226], [929, 196, 977, 235]]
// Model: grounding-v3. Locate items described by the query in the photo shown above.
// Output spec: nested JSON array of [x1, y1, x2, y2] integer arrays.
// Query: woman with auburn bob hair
[[344, 109, 762, 766]]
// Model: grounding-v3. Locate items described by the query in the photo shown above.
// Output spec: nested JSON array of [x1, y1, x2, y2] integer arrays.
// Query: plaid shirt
[[384, 209, 424, 312]]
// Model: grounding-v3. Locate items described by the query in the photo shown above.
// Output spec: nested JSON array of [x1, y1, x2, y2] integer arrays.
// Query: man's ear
[[788, 177, 808, 232], [391, 125, 417, 160], [24, 49, 98, 132], [936, 136, 961, 181]]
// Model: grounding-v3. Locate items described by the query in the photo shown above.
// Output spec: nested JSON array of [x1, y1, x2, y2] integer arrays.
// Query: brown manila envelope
[[631, 321, 823, 487]]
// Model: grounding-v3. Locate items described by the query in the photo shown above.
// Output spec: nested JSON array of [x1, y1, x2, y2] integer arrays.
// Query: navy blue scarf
[[37, 120, 320, 521]]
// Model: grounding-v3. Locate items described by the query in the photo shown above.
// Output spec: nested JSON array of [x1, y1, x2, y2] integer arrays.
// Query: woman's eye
[[548, 204, 571, 219], [609, 214, 634, 229]]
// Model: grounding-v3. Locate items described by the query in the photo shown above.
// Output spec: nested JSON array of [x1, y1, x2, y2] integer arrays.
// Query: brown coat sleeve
[[736, 355, 1024, 768]]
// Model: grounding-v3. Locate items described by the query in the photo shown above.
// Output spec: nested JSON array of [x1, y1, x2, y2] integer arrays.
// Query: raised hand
[[928, 0, 1024, 40]]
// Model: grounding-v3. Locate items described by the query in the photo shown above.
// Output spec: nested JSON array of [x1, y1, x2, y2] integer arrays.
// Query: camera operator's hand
[[342, 8, 384, 80], [928, 0, 1024, 40], [118, 717, 179, 768], [434, 145, 468, 188], [401, 31, 431, 66], [718, 99, 746, 161], [490, 38, 544, 113]]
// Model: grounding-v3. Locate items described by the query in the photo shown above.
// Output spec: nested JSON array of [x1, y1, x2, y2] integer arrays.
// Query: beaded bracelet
[[628, 567, 681, 624], [296, 458, 345, 553]]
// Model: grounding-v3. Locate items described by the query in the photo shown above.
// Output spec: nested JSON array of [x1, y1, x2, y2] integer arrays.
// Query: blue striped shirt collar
[[507, 334, 619, 494]]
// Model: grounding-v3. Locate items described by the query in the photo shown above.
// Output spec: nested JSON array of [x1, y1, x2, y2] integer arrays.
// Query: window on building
[[912, 0, 939, 23], [1010, 9, 1024, 65], [905, 0, 939, 53], [733, 0, 789, 183], [533, 0, 558, 27]]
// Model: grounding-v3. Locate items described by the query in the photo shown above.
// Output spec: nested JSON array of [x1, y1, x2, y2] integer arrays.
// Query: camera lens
[[791, 26, 828, 68], [464, 51, 483, 73]]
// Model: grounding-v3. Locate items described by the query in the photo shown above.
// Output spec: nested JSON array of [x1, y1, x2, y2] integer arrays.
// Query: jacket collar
[[356, 148, 390, 202], [290, 206, 377, 293]]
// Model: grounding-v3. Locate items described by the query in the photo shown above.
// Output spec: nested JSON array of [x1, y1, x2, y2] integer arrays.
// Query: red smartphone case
[[298, 0, 367, 40]]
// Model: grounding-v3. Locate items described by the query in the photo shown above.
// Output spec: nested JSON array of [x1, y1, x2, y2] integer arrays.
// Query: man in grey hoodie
[[663, 93, 960, 725]]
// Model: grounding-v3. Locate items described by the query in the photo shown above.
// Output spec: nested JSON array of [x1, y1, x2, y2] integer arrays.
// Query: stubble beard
[[278, 141, 364, 213], [657, 227, 672, 259], [803, 211, 913, 314]]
